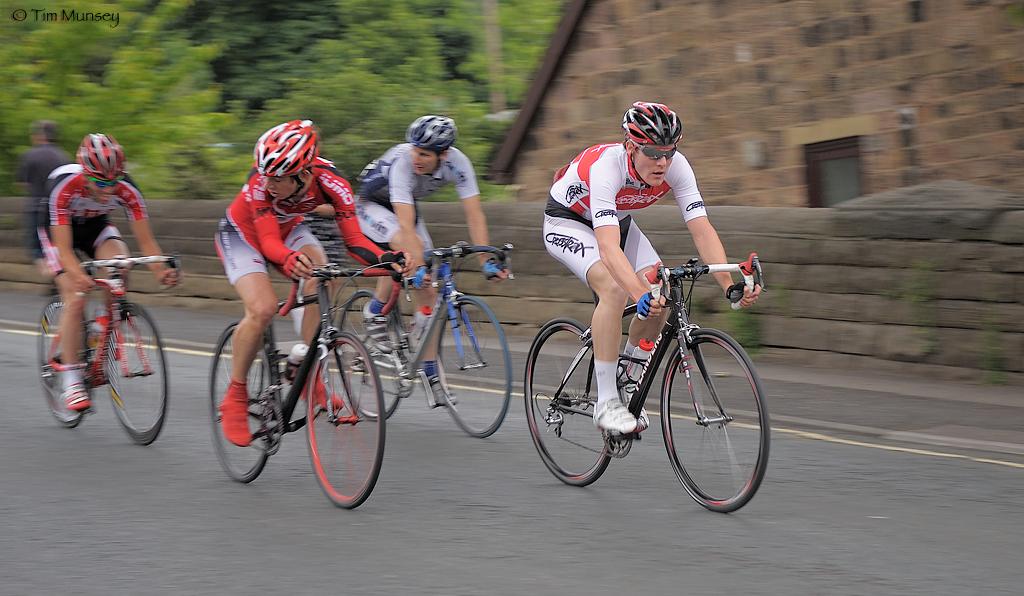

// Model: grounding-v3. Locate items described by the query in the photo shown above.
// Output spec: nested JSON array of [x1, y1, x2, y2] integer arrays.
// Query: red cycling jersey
[[46, 164, 148, 226], [225, 157, 384, 266]]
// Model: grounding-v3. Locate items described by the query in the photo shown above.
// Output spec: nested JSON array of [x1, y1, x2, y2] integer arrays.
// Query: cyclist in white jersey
[[543, 102, 761, 434], [355, 115, 508, 405]]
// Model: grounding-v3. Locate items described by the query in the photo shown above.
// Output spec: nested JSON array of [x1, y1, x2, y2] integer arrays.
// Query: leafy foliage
[[1, 0, 564, 198]]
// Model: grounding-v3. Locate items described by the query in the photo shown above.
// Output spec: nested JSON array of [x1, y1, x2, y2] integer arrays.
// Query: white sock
[[594, 359, 621, 409], [62, 368, 83, 391]]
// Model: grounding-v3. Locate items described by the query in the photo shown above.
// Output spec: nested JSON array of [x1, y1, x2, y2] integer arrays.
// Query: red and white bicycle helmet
[[77, 133, 125, 180], [622, 102, 683, 146], [254, 119, 319, 177]]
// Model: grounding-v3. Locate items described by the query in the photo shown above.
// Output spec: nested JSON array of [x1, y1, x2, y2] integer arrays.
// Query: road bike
[[209, 263, 388, 508], [37, 255, 178, 445], [524, 254, 769, 512], [336, 242, 514, 438]]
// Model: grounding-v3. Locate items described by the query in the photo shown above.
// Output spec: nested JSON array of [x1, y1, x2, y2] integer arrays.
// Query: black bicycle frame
[[264, 281, 335, 433]]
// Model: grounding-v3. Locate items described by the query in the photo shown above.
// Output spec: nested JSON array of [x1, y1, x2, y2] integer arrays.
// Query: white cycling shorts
[[215, 218, 323, 285], [542, 214, 661, 284], [355, 200, 434, 250]]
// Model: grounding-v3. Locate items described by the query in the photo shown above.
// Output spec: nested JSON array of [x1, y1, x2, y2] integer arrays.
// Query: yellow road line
[[5, 326, 1022, 469]]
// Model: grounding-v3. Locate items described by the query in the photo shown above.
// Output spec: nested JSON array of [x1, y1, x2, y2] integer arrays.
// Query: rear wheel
[[661, 328, 769, 512], [436, 295, 512, 438], [307, 331, 385, 509], [209, 323, 271, 483], [37, 298, 84, 428], [107, 303, 168, 445], [337, 289, 406, 418], [524, 318, 610, 486]]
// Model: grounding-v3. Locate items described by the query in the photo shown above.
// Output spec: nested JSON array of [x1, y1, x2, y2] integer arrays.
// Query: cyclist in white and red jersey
[[354, 115, 507, 406], [216, 120, 406, 447], [40, 133, 180, 413], [544, 102, 761, 434]]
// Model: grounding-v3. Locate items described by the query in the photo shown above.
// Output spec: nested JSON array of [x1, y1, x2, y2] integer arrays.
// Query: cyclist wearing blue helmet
[[354, 115, 507, 405]]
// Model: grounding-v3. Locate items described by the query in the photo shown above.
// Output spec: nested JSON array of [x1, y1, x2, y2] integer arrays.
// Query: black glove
[[725, 281, 746, 304]]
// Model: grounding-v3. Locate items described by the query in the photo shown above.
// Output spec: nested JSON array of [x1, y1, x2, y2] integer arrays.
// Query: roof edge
[[486, 0, 591, 184]]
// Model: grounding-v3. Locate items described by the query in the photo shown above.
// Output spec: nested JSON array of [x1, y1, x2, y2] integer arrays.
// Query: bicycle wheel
[[435, 295, 512, 438], [37, 297, 84, 428], [337, 289, 405, 418], [661, 327, 769, 513], [524, 318, 610, 486], [209, 323, 270, 483], [106, 303, 168, 445], [307, 331, 385, 509]]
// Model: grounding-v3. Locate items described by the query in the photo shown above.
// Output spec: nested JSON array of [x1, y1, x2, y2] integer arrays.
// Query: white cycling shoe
[[593, 400, 637, 435]]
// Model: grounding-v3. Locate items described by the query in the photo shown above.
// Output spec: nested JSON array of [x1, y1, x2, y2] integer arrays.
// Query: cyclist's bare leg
[[627, 265, 668, 344], [56, 237, 129, 367], [298, 244, 327, 345], [230, 272, 278, 383], [586, 261, 629, 362]]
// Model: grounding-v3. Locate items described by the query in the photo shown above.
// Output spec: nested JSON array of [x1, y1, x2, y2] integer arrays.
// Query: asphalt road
[[1, 290, 1021, 596]]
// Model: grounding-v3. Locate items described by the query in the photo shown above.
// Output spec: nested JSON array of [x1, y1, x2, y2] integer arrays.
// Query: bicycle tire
[[337, 288, 404, 419], [307, 331, 386, 509], [209, 323, 270, 483], [36, 297, 84, 428], [435, 295, 512, 438], [524, 318, 610, 486], [661, 327, 770, 513], [106, 303, 169, 445]]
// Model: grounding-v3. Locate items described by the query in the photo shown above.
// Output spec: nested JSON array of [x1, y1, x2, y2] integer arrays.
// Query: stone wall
[[509, 0, 1024, 205], [1, 180, 1021, 383]]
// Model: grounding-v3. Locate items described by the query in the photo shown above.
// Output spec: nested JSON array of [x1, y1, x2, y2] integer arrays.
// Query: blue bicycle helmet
[[406, 115, 457, 153]]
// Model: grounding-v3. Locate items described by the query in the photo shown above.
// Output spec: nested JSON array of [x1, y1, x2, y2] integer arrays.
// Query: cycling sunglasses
[[87, 175, 123, 189], [639, 145, 677, 160]]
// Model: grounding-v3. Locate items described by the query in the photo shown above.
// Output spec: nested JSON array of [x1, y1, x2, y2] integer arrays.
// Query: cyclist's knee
[[244, 298, 277, 326]]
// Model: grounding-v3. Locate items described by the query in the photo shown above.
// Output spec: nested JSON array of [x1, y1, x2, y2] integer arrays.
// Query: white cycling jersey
[[547, 143, 707, 228], [357, 143, 480, 207]]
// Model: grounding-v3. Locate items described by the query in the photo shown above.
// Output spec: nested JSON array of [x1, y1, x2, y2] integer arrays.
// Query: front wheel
[[307, 331, 385, 509], [524, 318, 610, 486], [107, 303, 169, 445], [661, 328, 769, 513], [336, 288, 405, 419], [436, 295, 512, 438], [209, 323, 271, 483]]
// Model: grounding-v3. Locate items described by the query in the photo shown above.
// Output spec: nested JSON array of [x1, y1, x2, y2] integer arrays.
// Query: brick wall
[[512, 0, 1024, 205]]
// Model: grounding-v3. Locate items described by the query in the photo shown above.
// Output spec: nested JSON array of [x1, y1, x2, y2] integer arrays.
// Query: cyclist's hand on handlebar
[[482, 257, 508, 282], [283, 251, 313, 279], [156, 266, 180, 287], [726, 282, 762, 308], [68, 269, 94, 295], [636, 290, 665, 320], [379, 250, 410, 275], [410, 265, 430, 289]]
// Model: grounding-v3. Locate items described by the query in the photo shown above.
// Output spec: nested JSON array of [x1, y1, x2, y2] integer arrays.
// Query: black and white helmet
[[622, 102, 683, 146], [406, 115, 457, 153]]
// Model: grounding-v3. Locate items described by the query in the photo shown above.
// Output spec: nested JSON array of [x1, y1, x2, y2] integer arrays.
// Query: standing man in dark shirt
[[16, 120, 71, 286]]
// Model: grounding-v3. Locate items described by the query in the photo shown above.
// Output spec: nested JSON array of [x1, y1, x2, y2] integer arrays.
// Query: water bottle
[[86, 307, 108, 352], [284, 343, 308, 383], [626, 339, 655, 382], [618, 339, 655, 399]]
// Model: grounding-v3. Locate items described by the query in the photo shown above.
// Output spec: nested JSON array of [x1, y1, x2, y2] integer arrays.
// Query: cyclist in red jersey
[[40, 133, 180, 413], [543, 102, 761, 435], [215, 120, 406, 447]]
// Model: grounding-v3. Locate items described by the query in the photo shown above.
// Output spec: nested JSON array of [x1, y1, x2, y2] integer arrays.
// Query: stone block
[[990, 211, 1024, 244]]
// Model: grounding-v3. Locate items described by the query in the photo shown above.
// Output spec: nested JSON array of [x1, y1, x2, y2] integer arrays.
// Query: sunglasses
[[87, 175, 123, 189], [638, 145, 677, 160]]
